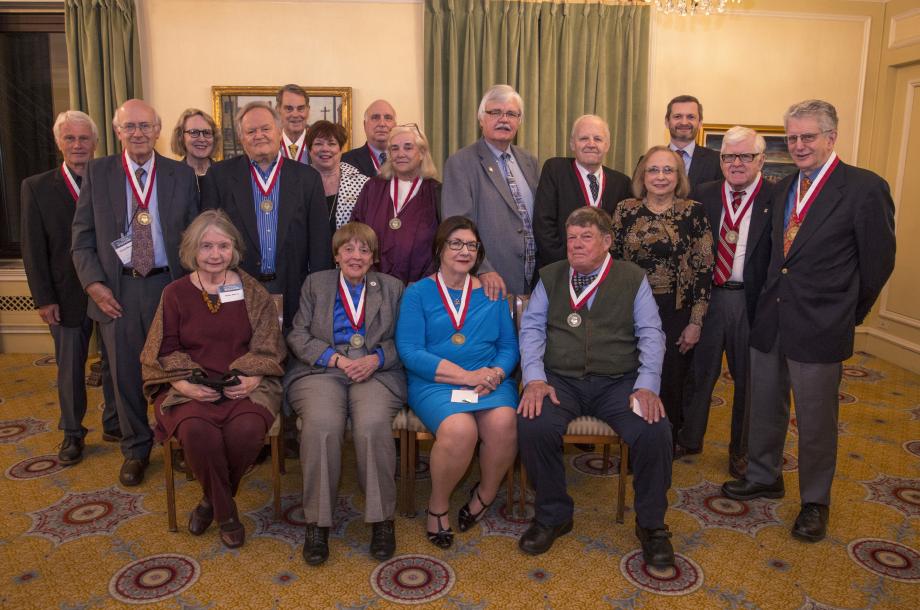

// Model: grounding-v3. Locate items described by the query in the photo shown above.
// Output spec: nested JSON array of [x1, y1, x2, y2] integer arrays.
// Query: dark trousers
[[97, 330, 121, 436], [655, 293, 691, 443], [176, 413, 267, 523], [50, 317, 93, 438], [100, 273, 170, 459], [680, 287, 749, 456], [746, 343, 840, 506], [517, 371, 673, 529]]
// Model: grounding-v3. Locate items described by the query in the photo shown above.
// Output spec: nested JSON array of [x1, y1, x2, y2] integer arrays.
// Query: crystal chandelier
[[644, 1, 742, 16]]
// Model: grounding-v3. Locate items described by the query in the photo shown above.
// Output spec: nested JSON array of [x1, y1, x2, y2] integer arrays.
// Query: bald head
[[363, 99, 397, 150], [113, 99, 162, 164], [570, 114, 611, 173]]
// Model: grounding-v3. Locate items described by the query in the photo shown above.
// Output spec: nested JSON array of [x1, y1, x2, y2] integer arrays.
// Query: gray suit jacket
[[284, 269, 407, 400], [441, 138, 539, 295], [72, 152, 200, 322]]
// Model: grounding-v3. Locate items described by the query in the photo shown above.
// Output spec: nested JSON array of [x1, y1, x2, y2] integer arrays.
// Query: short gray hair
[[784, 99, 838, 133], [53, 110, 98, 141], [721, 125, 766, 154], [477, 84, 524, 122], [570, 114, 610, 141], [235, 101, 281, 135]]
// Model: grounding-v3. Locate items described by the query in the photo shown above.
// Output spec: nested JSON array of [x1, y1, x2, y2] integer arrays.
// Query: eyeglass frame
[[720, 152, 761, 164], [645, 165, 678, 176], [445, 239, 481, 252], [184, 128, 214, 139], [784, 129, 834, 145], [118, 122, 157, 135], [482, 109, 522, 121]]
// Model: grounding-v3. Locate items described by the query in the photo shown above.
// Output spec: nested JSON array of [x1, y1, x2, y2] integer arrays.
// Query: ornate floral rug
[[0, 351, 917, 609]]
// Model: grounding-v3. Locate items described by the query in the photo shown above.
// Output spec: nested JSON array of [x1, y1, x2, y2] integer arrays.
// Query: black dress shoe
[[58, 437, 84, 465], [119, 457, 149, 486], [635, 525, 675, 568], [369, 520, 396, 561], [426, 508, 454, 549], [303, 524, 330, 565], [457, 482, 493, 532], [188, 499, 214, 536], [518, 520, 573, 556], [792, 503, 829, 542], [721, 477, 784, 500]]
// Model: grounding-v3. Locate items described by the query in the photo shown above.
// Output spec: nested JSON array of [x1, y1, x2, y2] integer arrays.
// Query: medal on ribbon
[[792, 152, 840, 225], [338, 272, 366, 348], [250, 153, 284, 214], [567, 253, 613, 327], [389, 176, 421, 230], [61, 164, 80, 202], [282, 132, 305, 163], [122, 151, 157, 226], [436, 272, 471, 346], [720, 176, 762, 245]]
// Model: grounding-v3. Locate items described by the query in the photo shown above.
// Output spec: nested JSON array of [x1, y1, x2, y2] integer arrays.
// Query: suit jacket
[[284, 269, 407, 401], [441, 138, 540, 295], [696, 177, 775, 323], [687, 145, 723, 195], [341, 143, 378, 178], [201, 154, 333, 328], [533, 157, 632, 269], [21, 167, 88, 327], [72, 153, 200, 322], [749, 160, 896, 363]]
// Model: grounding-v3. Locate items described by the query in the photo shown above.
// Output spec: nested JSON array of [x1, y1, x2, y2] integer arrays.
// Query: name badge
[[451, 389, 479, 404], [111, 234, 132, 265], [218, 283, 244, 303]]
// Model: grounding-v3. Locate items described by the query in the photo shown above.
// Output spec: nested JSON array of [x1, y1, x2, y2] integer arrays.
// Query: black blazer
[[21, 167, 87, 327], [341, 143, 378, 178], [533, 157, 632, 269], [749, 161, 896, 363], [201, 155, 334, 328], [687, 145, 723, 196], [696, 177, 775, 323]]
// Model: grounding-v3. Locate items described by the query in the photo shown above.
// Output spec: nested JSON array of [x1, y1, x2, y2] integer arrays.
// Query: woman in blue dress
[[396, 216, 519, 549]]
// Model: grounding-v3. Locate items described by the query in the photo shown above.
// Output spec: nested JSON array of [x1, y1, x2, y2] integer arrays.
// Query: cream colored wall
[[136, 0, 425, 154]]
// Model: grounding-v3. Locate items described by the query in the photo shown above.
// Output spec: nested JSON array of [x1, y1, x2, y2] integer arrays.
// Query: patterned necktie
[[587, 173, 599, 204], [379, 152, 387, 164], [783, 175, 812, 257], [500, 152, 535, 283], [680, 149, 691, 174], [288, 143, 298, 158], [130, 167, 154, 276], [714, 190, 745, 285], [572, 273, 597, 296]]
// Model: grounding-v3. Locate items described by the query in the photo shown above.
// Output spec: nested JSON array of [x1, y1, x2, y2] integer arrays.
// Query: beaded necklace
[[197, 270, 227, 314]]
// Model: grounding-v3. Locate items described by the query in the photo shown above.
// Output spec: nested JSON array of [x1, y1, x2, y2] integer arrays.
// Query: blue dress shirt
[[250, 158, 281, 274]]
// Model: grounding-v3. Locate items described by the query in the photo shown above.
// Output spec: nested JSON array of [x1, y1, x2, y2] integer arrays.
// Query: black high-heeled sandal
[[426, 508, 454, 549], [457, 482, 494, 532]]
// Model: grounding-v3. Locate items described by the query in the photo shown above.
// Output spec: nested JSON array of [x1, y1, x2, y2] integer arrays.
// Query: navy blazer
[[341, 143, 379, 178]]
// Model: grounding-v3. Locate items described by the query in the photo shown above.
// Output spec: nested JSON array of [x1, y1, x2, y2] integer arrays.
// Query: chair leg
[[603, 443, 611, 473], [164, 442, 177, 533], [616, 441, 628, 524], [505, 459, 515, 515], [278, 417, 287, 475], [398, 430, 410, 515], [405, 432, 418, 518], [271, 435, 282, 521], [518, 459, 528, 518]]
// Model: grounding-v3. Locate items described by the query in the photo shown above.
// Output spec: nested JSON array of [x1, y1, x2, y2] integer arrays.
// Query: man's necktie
[[783, 175, 812, 257], [587, 173, 599, 204], [714, 190, 745, 285], [572, 273, 597, 296], [500, 152, 535, 283], [379, 152, 387, 165], [288, 143, 298, 158], [680, 149, 691, 174], [130, 167, 154, 276]]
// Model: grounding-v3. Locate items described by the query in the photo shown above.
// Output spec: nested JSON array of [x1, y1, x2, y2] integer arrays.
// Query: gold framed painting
[[698, 123, 796, 184], [211, 86, 352, 161]]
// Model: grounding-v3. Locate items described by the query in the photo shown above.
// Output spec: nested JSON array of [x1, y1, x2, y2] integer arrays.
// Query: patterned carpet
[[0, 351, 918, 609]]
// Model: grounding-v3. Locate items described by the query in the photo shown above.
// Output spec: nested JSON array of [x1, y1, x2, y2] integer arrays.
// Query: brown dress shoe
[[119, 457, 149, 486], [187, 500, 214, 536], [219, 519, 245, 549]]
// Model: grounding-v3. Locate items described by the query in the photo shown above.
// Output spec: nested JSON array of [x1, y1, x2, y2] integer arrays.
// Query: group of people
[[21, 82, 896, 569]]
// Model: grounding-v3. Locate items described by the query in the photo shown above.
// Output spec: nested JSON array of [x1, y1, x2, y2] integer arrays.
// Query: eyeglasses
[[398, 122, 422, 136], [720, 153, 760, 164], [483, 109, 522, 120], [446, 239, 481, 252], [784, 130, 833, 145], [184, 129, 214, 139], [119, 123, 155, 134], [646, 166, 677, 176]]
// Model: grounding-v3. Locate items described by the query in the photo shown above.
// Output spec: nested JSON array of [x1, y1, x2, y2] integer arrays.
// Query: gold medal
[[567, 312, 582, 328], [451, 333, 466, 346], [349, 334, 365, 348], [725, 230, 739, 244], [389, 217, 402, 230], [137, 211, 151, 226], [260, 199, 274, 213]]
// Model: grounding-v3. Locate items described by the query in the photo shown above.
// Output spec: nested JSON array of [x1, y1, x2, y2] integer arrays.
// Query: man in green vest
[[517, 206, 674, 568]]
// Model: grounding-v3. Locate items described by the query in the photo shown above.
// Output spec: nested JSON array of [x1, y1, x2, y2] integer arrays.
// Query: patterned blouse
[[331, 161, 370, 229], [611, 198, 714, 326]]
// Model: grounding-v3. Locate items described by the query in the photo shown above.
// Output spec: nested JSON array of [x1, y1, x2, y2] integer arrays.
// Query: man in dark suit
[[202, 101, 332, 330], [341, 99, 397, 177], [678, 126, 774, 478], [278, 84, 311, 165], [72, 99, 200, 486], [22, 110, 117, 465], [533, 114, 632, 270], [722, 100, 896, 542], [442, 84, 539, 298], [666, 95, 722, 195]]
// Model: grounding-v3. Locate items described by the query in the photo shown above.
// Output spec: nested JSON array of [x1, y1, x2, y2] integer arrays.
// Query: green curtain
[[65, 0, 143, 156], [425, 0, 649, 174]]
